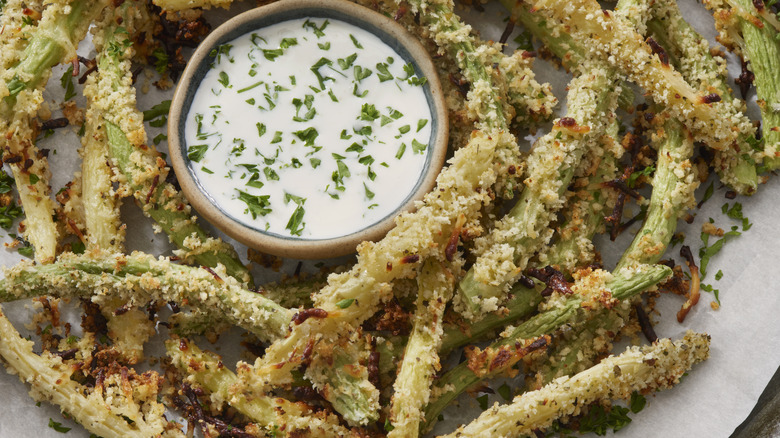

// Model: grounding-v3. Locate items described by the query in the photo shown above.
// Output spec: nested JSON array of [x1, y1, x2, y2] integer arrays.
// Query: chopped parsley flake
[[237, 190, 272, 218], [336, 298, 355, 309], [311, 57, 334, 90], [513, 30, 534, 51], [411, 138, 427, 154], [476, 394, 489, 411], [359, 103, 380, 121], [187, 144, 208, 162], [349, 34, 363, 49], [353, 65, 372, 82], [218, 71, 231, 88], [353, 83, 368, 98], [497, 383, 512, 401], [262, 48, 284, 61], [303, 19, 329, 38], [143, 100, 171, 121], [284, 193, 306, 236], [629, 392, 646, 413], [237, 81, 264, 93], [353, 125, 372, 136], [698, 181, 714, 208], [59, 65, 76, 101], [363, 183, 375, 199], [280, 37, 298, 49], [578, 403, 633, 435], [264, 167, 280, 181], [294, 127, 319, 146], [346, 143, 364, 153], [209, 43, 234, 64], [338, 53, 358, 70], [152, 48, 169, 75], [395, 143, 406, 159], [48, 419, 71, 433], [699, 227, 741, 277], [376, 62, 394, 82], [627, 165, 655, 188], [722, 202, 752, 231]]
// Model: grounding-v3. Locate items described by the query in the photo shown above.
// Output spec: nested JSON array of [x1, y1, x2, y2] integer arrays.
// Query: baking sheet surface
[[0, 1, 778, 437]]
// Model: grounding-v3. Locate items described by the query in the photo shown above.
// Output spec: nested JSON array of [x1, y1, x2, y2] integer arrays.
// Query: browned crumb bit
[[657, 260, 690, 296], [362, 298, 411, 336], [247, 247, 283, 271], [60, 101, 85, 126], [701, 222, 725, 237]]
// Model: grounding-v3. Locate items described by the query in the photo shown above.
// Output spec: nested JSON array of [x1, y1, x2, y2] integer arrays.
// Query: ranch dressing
[[184, 18, 433, 239]]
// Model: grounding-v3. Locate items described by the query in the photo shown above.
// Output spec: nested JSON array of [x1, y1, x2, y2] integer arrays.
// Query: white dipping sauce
[[185, 18, 433, 239]]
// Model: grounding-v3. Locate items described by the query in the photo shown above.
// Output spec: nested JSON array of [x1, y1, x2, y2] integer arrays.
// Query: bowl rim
[[168, 0, 449, 259]]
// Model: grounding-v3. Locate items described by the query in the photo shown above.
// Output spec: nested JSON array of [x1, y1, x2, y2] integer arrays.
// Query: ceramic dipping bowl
[[168, 0, 448, 259]]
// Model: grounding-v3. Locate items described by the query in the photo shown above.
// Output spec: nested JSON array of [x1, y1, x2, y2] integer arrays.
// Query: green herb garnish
[[48, 419, 71, 433], [237, 81, 264, 93], [336, 298, 355, 309], [497, 383, 512, 401], [411, 139, 427, 154], [284, 194, 306, 236], [237, 190, 272, 218], [59, 65, 76, 101], [376, 62, 393, 82], [395, 143, 406, 159], [142, 100, 171, 121], [354, 65, 372, 82], [359, 103, 380, 121], [337, 53, 358, 70], [187, 144, 208, 162], [311, 57, 334, 90], [217, 71, 231, 88], [629, 392, 646, 413], [303, 19, 329, 38], [627, 165, 655, 188], [363, 183, 375, 199], [294, 127, 319, 146]]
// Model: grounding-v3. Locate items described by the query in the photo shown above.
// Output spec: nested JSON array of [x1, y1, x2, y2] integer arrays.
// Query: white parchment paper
[[0, 1, 778, 437]]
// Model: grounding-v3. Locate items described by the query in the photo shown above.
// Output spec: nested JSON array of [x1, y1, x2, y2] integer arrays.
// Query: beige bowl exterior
[[168, 0, 448, 259]]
